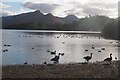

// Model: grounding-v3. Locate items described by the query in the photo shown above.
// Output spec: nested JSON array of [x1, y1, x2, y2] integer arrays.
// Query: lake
[[1, 30, 119, 65]]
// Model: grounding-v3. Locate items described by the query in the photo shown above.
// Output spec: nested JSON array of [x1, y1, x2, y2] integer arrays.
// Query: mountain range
[[2, 10, 113, 31], [2, 10, 79, 28]]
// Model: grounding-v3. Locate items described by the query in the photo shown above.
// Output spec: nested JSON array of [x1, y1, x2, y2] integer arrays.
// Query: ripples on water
[[1, 30, 119, 65]]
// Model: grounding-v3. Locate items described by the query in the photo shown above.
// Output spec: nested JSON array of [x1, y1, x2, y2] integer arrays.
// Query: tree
[[102, 18, 119, 40]]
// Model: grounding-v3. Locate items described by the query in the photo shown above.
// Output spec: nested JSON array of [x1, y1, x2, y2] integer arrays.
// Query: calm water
[[1, 30, 119, 65]]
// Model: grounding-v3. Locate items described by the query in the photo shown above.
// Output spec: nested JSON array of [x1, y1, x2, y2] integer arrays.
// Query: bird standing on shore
[[51, 53, 61, 62], [104, 53, 112, 62], [83, 53, 93, 62]]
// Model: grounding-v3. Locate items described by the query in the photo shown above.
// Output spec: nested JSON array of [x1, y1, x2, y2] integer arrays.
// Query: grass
[[2, 61, 120, 78]]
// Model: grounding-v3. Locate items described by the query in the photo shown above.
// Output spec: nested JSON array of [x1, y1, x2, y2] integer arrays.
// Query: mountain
[[63, 15, 79, 23], [2, 10, 79, 28]]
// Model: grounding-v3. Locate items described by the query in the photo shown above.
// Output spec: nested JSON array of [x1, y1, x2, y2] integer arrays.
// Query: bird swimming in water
[[24, 62, 27, 64], [51, 50, 56, 55], [101, 48, 105, 50], [7, 45, 11, 47], [83, 53, 93, 62], [47, 50, 50, 52], [60, 53, 64, 56], [110, 42, 113, 43], [3, 50, 6, 52], [4, 45, 7, 47], [62, 42, 65, 44], [43, 61, 47, 66], [115, 57, 117, 60], [2, 49, 8, 52], [5, 49, 8, 52], [85, 49, 88, 51], [98, 50, 101, 52], [51, 53, 61, 62], [91, 45, 95, 49], [104, 53, 112, 62]]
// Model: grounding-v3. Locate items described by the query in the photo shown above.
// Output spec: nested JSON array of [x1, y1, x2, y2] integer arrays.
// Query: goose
[[104, 53, 112, 62], [51, 53, 61, 62], [83, 53, 93, 62]]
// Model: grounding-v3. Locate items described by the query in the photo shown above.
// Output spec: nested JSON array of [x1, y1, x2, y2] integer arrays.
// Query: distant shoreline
[[1, 29, 101, 34]]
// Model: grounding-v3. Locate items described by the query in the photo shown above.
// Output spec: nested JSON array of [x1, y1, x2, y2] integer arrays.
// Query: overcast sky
[[1, 0, 119, 18]]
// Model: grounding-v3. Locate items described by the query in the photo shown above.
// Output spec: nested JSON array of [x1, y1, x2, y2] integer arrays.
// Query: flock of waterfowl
[[18, 34, 102, 39], [2, 34, 119, 65], [2, 44, 11, 53]]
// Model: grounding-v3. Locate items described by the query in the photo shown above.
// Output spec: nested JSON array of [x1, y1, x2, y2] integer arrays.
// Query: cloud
[[23, 2, 59, 13], [0, 3, 11, 9], [0, 8, 32, 17], [118, 1, 120, 17], [63, 0, 118, 18], [1, 0, 119, 18], [0, 10, 15, 17], [0, 3, 13, 17]]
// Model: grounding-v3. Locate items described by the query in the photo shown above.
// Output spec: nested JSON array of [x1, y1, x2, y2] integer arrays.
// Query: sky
[[0, 0, 119, 18]]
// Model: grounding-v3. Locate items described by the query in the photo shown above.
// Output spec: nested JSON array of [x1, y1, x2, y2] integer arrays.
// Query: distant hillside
[[72, 15, 112, 31], [102, 17, 119, 40], [60, 15, 112, 31], [2, 10, 113, 31]]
